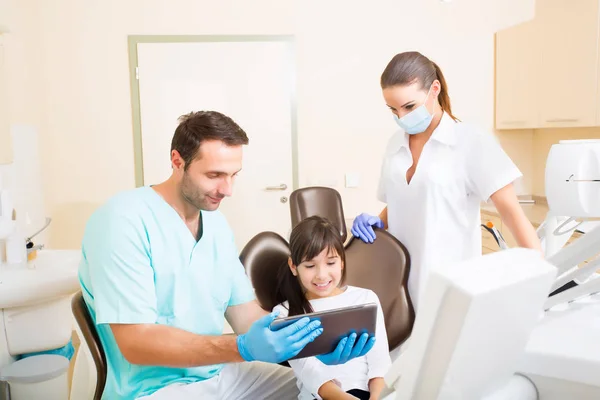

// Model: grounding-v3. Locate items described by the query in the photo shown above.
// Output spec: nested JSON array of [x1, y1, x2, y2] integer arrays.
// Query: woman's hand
[[352, 213, 384, 243]]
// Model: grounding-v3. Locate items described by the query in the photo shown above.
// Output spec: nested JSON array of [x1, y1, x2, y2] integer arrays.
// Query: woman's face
[[383, 80, 440, 119]]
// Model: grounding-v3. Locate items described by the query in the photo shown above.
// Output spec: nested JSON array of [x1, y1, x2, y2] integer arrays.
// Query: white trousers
[[138, 362, 299, 400]]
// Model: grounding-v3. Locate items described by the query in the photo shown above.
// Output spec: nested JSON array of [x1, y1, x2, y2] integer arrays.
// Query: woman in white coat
[[352, 51, 542, 312]]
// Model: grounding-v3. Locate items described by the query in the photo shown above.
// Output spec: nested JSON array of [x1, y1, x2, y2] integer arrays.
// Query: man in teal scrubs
[[79, 111, 374, 400]]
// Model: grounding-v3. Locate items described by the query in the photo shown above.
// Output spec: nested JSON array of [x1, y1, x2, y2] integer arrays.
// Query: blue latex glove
[[237, 311, 323, 363], [351, 213, 384, 243], [317, 332, 376, 365]]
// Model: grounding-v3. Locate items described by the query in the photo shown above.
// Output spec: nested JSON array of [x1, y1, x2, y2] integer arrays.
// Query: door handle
[[265, 183, 288, 191]]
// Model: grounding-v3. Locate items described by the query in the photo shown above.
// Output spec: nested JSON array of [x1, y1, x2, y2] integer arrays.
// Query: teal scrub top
[[78, 187, 255, 399]]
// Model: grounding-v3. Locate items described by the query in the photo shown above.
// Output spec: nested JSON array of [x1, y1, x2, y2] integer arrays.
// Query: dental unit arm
[[540, 139, 600, 309]]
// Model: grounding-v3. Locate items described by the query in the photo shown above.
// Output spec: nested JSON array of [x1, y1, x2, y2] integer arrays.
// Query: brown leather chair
[[239, 233, 293, 368], [239, 231, 291, 311], [290, 187, 348, 242], [343, 232, 413, 350], [71, 291, 106, 400], [288, 187, 415, 350]]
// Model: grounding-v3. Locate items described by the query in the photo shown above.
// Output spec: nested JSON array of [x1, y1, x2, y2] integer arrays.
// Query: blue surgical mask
[[393, 87, 435, 135]]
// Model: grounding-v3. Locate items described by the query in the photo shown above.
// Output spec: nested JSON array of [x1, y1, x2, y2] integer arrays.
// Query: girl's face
[[289, 247, 344, 300]]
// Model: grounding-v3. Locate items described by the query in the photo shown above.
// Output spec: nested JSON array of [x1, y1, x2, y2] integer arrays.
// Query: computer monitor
[[385, 248, 556, 399]]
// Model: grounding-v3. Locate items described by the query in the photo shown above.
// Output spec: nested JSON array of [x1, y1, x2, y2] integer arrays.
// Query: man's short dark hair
[[171, 111, 249, 170]]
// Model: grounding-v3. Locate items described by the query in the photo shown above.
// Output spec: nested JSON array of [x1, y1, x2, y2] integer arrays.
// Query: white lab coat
[[377, 112, 521, 312]]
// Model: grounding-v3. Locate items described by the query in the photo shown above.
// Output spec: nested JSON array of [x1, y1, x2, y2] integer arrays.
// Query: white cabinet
[[0, 39, 12, 164], [537, 0, 599, 128], [495, 21, 539, 129], [495, 0, 600, 130]]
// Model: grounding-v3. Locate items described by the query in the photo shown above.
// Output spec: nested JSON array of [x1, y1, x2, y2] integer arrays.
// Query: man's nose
[[218, 177, 233, 197]]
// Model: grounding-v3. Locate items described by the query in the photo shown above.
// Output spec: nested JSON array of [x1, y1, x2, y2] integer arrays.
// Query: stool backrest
[[0, 380, 10, 400], [71, 291, 106, 400]]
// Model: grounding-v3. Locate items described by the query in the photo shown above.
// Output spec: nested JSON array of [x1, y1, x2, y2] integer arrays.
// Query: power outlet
[[345, 173, 360, 188]]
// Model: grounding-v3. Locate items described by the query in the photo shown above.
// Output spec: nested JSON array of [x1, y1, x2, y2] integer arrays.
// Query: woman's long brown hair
[[380, 51, 459, 121]]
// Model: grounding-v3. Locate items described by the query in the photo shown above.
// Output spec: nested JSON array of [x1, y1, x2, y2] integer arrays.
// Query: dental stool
[[71, 292, 106, 400], [289, 186, 415, 351], [0, 354, 69, 400]]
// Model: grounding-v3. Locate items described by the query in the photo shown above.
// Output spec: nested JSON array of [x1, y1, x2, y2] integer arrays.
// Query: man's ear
[[171, 149, 185, 171], [288, 257, 298, 276]]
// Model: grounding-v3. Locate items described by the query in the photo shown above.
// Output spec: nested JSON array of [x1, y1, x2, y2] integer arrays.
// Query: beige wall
[[495, 130, 535, 195], [4, 0, 535, 249]]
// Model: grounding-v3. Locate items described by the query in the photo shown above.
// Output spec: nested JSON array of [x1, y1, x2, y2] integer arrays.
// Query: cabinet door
[[0, 40, 12, 164], [538, 0, 599, 128], [495, 20, 540, 129]]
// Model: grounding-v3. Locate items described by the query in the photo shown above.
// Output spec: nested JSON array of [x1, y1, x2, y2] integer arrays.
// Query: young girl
[[274, 216, 391, 400]]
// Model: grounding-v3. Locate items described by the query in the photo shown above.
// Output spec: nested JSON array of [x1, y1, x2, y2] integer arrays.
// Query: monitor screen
[[385, 248, 556, 399]]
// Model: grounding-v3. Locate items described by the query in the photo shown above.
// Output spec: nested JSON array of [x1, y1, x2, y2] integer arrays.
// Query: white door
[[0, 38, 12, 164], [137, 40, 295, 251]]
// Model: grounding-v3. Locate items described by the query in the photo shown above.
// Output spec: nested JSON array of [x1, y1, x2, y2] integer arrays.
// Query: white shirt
[[273, 286, 392, 400], [377, 112, 521, 312]]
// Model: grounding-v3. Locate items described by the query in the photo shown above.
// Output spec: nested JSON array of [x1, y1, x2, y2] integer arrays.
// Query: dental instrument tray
[[270, 302, 377, 360]]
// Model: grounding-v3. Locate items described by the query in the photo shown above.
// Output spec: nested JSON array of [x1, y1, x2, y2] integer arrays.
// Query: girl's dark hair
[[380, 51, 459, 121], [276, 216, 347, 316]]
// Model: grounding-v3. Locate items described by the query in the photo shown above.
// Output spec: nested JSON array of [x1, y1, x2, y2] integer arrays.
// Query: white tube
[[482, 373, 538, 400]]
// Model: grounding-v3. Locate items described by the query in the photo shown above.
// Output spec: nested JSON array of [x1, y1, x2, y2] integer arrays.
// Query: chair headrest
[[290, 187, 347, 242]]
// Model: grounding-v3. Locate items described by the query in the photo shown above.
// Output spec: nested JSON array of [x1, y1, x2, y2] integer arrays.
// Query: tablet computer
[[270, 302, 377, 360]]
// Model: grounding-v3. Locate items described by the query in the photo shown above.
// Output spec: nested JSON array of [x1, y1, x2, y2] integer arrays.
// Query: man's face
[[174, 140, 243, 211]]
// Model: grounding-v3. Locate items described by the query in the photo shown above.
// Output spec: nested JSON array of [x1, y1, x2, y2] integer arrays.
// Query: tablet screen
[[270, 302, 377, 360]]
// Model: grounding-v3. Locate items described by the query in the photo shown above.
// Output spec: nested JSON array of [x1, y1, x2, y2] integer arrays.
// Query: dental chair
[[71, 292, 106, 400], [289, 186, 349, 242], [239, 232, 294, 369], [241, 187, 415, 351], [239, 231, 290, 311], [289, 187, 414, 350], [343, 234, 414, 350]]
